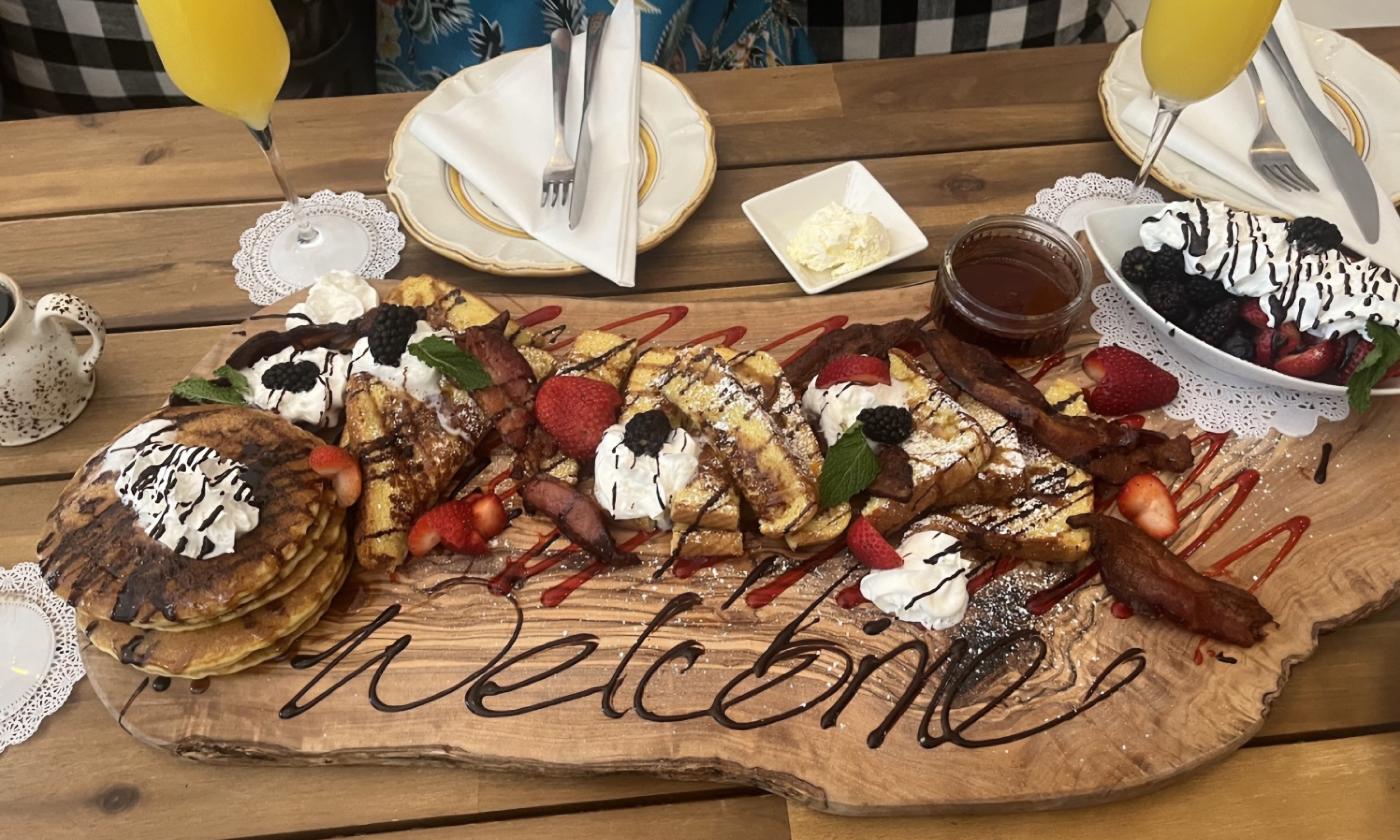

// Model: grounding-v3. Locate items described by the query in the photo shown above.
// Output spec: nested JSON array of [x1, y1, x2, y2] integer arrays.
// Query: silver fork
[[1245, 62, 1319, 193], [541, 27, 575, 208]]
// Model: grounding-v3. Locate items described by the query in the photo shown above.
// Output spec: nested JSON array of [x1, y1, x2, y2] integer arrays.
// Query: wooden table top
[[3, 33, 1399, 839]]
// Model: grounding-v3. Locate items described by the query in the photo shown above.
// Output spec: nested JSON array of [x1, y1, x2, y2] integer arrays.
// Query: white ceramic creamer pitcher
[[0, 273, 106, 446]]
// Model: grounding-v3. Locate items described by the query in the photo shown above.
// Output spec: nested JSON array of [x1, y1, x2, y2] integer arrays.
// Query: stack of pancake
[[37, 405, 349, 679]]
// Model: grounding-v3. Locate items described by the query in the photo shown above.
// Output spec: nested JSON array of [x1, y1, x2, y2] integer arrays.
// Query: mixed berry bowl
[[1083, 202, 1400, 399]]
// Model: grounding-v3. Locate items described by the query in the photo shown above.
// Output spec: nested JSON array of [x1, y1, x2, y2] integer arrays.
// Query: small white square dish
[[741, 161, 928, 294]]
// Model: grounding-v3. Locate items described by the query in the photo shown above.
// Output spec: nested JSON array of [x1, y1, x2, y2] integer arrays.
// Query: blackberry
[[261, 359, 320, 393], [1221, 330, 1254, 361], [622, 409, 671, 457], [367, 304, 419, 365], [1287, 217, 1343, 255], [1120, 245, 1183, 286], [1143, 279, 1193, 323], [857, 405, 913, 445], [1182, 273, 1229, 303], [1185, 298, 1240, 347]]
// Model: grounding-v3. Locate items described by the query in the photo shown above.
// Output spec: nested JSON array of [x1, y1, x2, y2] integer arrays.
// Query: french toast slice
[[340, 373, 490, 572], [625, 348, 742, 532], [918, 438, 1092, 564], [937, 395, 1028, 508], [660, 347, 818, 539], [720, 348, 851, 549], [860, 349, 992, 534], [388, 275, 556, 380]]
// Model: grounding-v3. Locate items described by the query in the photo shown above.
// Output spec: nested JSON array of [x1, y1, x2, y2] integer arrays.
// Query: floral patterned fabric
[[374, 0, 815, 92]]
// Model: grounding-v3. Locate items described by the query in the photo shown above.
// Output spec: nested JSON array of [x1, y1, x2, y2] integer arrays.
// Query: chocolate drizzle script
[[277, 569, 1147, 750]]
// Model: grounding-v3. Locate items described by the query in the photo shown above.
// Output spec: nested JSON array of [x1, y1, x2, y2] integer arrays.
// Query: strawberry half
[[1116, 474, 1180, 540], [535, 376, 623, 460], [815, 355, 891, 389], [1082, 346, 1179, 416], [1239, 299, 1270, 330], [845, 516, 903, 570], [308, 444, 362, 507], [467, 492, 509, 539], [1274, 337, 1342, 380], [408, 499, 490, 557]]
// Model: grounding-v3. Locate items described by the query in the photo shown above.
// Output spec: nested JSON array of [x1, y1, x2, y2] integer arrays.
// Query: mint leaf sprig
[[171, 364, 249, 406], [1346, 323, 1400, 413], [818, 422, 880, 508], [408, 336, 493, 390]]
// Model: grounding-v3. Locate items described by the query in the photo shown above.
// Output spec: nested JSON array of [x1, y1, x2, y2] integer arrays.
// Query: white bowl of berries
[[1084, 201, 1400, 408]]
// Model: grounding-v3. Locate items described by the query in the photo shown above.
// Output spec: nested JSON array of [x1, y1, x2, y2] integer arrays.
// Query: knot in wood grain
[[96, 784, 141, 813], [944, 175, 986, 195]]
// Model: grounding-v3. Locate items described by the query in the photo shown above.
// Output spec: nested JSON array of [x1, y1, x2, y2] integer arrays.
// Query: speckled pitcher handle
[[34, 293, 106, 379]]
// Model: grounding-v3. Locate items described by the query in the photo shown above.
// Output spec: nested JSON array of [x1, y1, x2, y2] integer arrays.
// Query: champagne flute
[[1131, 0, 1283, 199], [137, 0, 376, 285]]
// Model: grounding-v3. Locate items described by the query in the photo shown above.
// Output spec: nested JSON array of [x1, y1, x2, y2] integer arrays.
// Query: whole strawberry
[[535, 375, 623, 460], [1082, 346, 1179, 416]]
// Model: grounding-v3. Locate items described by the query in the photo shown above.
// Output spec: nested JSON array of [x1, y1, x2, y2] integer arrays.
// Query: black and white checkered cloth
[[794, 0, 1131, 61], [0, 0, 187, 118]]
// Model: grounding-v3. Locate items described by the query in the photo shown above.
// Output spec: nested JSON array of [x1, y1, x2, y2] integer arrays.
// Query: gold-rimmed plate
[[388, 49, 715, 276], [1100, 23, 1400, 213]]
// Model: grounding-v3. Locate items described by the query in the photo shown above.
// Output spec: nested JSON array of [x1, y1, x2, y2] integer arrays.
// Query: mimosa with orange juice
[[1141, 0, 1282, 104], [136, 0, 289, 130]]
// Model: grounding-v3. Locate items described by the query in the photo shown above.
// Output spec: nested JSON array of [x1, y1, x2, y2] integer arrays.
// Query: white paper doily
[[1026, 173, 1163, 234], [1091, 284, 1350, 437], [233, 190, 406, 306], [0, 563, 85, 754]]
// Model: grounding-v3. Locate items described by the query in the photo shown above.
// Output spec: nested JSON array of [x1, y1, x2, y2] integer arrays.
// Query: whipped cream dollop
[[787, 202, 891, 280], [802, 376, 908, 446], [286, 270, 379, 329], [593, 424, 700, 526], [107, 421, 260, 559], [238, 346, 350, 429], [348, 320, 476, 440], [1140, 200, 1400, 338], [859, 529, 972, 631]]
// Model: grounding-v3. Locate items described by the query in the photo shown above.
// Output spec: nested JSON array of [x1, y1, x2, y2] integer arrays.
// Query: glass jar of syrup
[[930, 215, 1091, 359]]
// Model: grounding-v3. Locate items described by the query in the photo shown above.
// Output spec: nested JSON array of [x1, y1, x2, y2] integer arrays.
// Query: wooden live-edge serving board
[[80, 280, 1400, 814]]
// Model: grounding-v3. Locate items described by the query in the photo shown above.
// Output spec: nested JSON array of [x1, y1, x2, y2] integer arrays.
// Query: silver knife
[[569, 12, 609, 229], [1262, 27, 1380, 243]]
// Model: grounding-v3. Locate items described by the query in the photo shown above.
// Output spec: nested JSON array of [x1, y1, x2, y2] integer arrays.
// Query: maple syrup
[[931, 215, 1090, 359]]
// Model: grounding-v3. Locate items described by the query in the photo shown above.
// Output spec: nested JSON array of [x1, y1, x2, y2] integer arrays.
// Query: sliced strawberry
[[1274, 338, 1343, 380], [1337, 339, 1374, 382], [408, 499, 486, 557], [467, 492, 509, 539], [815, 355, 891, 389], [308, 444, 361, 507], [1116, 474, 1180, 540], [1239, 299, 1270, 329], [1082, 346, 1179, 416], [845, 515, 903, 570], [535, 376, 623, 460]]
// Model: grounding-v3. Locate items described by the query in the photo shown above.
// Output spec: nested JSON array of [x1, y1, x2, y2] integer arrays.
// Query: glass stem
[[248, 121, 318, 245], [1130, 98, 1185, 202]]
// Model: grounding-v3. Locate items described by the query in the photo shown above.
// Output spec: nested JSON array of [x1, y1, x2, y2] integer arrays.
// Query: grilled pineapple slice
[[661, 347, 818, 539], [860, 350, 991, 534]]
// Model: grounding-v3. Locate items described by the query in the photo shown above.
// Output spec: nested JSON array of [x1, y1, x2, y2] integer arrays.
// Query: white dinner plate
[[388, 49, 716, 277], [1100, 24, 1400, 215], [1083, 203, 1400, 398]]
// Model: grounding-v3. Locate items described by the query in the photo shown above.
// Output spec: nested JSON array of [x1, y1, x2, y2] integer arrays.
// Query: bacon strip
[[520, 476, 637, 566], [456, 313, 537, 450], [923, 330, 1192, 484], [1070, 513, 1272, 646], [782, 319, 926, 387]]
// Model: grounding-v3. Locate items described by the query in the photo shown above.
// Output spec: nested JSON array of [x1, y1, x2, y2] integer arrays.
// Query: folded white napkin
[[1123, 0, 1400, 271], [411, 0, 641, 287]]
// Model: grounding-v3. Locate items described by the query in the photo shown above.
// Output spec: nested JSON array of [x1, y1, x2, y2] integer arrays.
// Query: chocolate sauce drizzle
[[276, 566, 1149, 750], [1313, 442, 1333, 485]]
